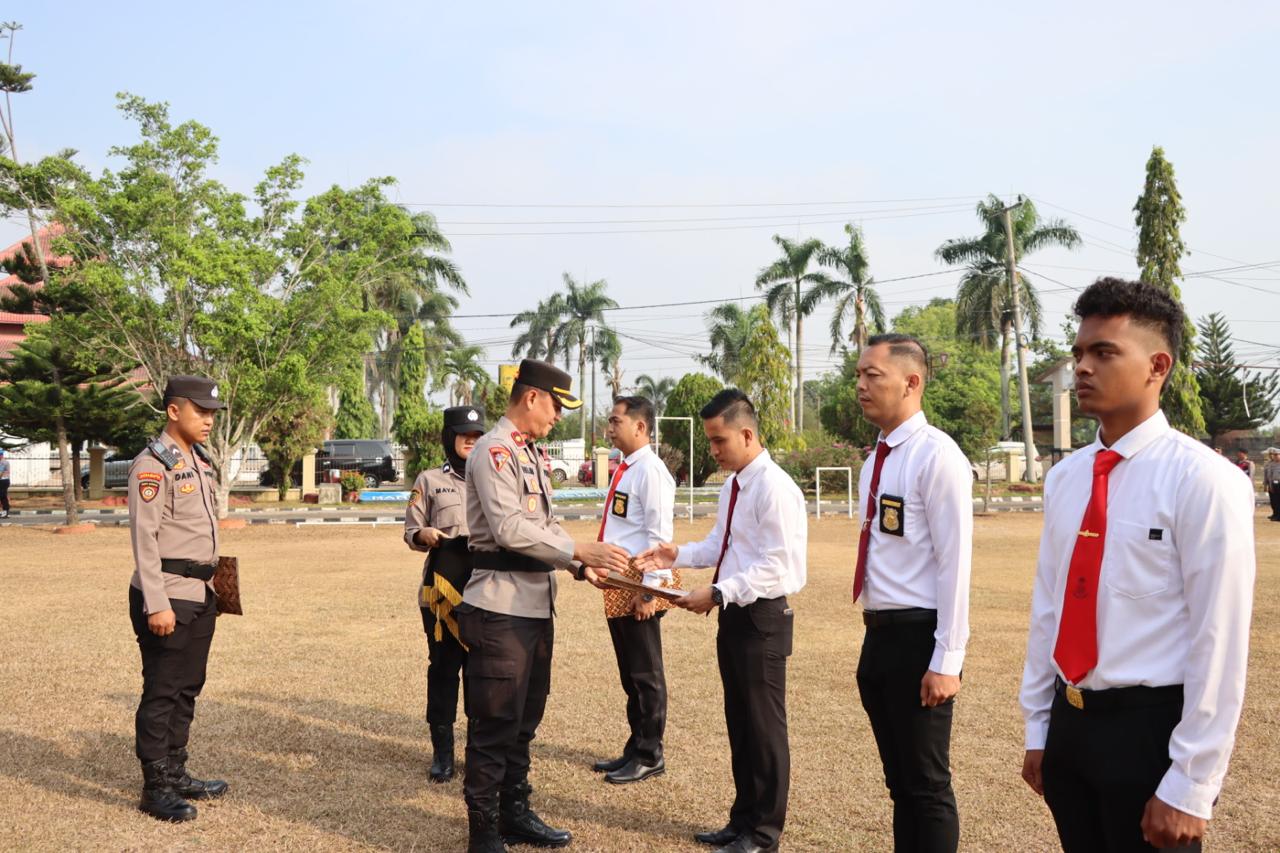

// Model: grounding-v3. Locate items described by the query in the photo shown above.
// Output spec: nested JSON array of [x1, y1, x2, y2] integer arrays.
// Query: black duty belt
[[1054, 677, 1184, 712], [862, 607, 936, 628], [161, 559, 217, 581], [471, 549, 555, 574]]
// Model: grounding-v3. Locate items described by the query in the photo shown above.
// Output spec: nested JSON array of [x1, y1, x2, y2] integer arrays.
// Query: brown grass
[[1, 512, 1277, 851]]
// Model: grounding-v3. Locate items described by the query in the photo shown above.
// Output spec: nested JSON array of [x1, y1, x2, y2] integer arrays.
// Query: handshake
[[571, 541, 718, 614]]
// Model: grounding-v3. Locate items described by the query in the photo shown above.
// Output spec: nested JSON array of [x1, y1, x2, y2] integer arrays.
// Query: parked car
[[969, 442, 1044, 481], [578, 448, 623, 485], [80, 454, 131, 489], [260, 439, 398, 488], [540, 448, 572, 487]]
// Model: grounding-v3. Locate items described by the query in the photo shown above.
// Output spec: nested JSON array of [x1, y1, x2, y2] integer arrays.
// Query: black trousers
[[129, 585, 217, 763], [856, 616, 959, 853], [1042, 687, 1199, 853], [0, 477, 9, 512], [716, 597, 793, 848], [457, 605, 553, 811], [1269, 484, 1280, 518], [607, 611, 667, 765], [421, 606, 469, 727]]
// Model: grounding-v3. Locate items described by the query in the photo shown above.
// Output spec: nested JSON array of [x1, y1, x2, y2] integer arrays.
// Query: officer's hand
[[675, 586, 716, 614], [920, 670, 961, 707], [633, 594, 658, 620], [582, 566, 610, 589], [1021, 750, 1045, 796], [1141, 796, 1207, 848], [148, 609, 177, 637], [416, 527, 443, 548], [574, 542, 630, 573], [635, 542, 678, 572]]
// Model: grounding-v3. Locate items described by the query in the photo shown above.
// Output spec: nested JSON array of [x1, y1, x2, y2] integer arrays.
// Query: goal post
[[815, 466, 854, 519]]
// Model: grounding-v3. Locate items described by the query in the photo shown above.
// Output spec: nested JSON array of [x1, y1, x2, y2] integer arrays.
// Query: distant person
[[852, 333, 972, 852], [1233, 448, 1255, 482], [403, 405, 486, 783], [0, 447, 10, 518], [1264, 448, 1280, 521], [1020, 279, 1255, 851]]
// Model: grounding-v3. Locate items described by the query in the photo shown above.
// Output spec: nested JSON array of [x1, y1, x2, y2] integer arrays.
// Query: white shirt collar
[[1094, 409, 1170, 460], [880, 410, 929, 448], [622, 444, 652, 466], [733, 448, 773, 488]]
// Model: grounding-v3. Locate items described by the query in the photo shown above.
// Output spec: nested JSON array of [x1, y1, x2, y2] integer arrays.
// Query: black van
[[260, 439, 399, 488]]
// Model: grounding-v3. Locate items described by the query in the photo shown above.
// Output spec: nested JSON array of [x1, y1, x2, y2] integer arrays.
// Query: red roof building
[[0, 225, 65, 358]]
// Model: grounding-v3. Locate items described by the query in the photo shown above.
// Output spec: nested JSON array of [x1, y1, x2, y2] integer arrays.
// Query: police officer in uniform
[[127, 376, 229, 822], [458, 359, 630, 853], [404, 405, 486, 783]]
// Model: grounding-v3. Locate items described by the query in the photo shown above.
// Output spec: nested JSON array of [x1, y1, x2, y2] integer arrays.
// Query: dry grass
[[1, 512, 1277, 851]]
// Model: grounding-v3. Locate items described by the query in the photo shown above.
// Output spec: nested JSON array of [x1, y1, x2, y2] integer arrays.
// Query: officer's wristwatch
[[710, 585, 724, 606], [641, 593, 655, 603]]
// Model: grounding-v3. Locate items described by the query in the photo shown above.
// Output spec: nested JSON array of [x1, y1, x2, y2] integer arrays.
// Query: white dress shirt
[[601, 444, 676, 587], [675, 449, 807, 606], [859, 411, 973, 676], [1019, 410, 1256, 819]]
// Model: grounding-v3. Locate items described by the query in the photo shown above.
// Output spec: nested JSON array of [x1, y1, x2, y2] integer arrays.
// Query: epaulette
[[192, 443, 213, 465], [442, 462, 452, 474], [147, 440, 181, 471]]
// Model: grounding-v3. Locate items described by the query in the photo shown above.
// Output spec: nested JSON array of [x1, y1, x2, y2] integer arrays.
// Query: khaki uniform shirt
[[404, 464, 469, 603], [1264, 460, 1280, 489], [129, 437, 219, 614], [464, 416, 575, 618]]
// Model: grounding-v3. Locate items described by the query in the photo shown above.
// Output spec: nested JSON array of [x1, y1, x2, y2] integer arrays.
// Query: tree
[[736, 305, 798, 450], [699, 302, 753, 384], [333, 360, 378, 439], [936, 194, 1080, 440], [551, 273, 617, 441], [52, 95, 382, 514], [257, 386, 332, 499], [1136, 146, 1205, 435], [664, 372, 724, 486], [1194, 313, 1279, 445], [441, 344, 489, 406], [633, 374, 676, 414], [808, 224, 884, 353], [510, 293, 567, 362], [755, 235, 824, 431], [393, 323, 444, 481], [593, 327, 625, 399]]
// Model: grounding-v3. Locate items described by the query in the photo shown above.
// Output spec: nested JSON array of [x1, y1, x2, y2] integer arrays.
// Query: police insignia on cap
[[210, 386, 219, 398], [467, 410, 479, 421]]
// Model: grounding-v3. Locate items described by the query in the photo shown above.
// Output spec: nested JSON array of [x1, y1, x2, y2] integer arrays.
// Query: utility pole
[[1002, 201, 1039, 483], [589, 324, 597, 454]]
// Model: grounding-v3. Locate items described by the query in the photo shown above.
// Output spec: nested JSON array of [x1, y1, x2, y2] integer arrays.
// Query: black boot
[[429, 723, 455, 783], [467, 806, 509, 853], [139, 758, 197, 822], [499, 781, 571, 848], [167, 748, 229, 800]]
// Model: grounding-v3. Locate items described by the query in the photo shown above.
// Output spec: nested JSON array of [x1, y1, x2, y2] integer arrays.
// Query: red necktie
[[1053, 449, 1124, 684], [597, 460, 630, 542], [852, 440, 892, 603], [710, 478, 741, 586]]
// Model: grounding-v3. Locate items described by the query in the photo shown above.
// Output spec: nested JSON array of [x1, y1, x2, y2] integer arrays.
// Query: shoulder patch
[[136, 471, 163, 483], [138, 480, 160, 503], [510, 431, 526, 447], [410, 487, 422, 505], [490, 447, 512, 473]]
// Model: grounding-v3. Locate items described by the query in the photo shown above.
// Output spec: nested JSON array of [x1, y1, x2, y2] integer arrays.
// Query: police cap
[[163, 375, 226, 410], [444, 405, 486, 433], [514, 359, 582, 410]]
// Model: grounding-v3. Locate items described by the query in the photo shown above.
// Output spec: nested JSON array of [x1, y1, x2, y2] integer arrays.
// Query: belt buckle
[[1064, 684, 1084, 710]]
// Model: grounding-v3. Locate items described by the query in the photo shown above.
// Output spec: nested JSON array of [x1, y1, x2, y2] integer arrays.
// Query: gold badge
[[525, 475, 541, 494], [611, 491, 629, 518], [179, 483, 196, 494], [526, 495, 538, 512], [172, 459, 185, 470], [1065, 685, 1085, 710], [879, 494, 904, 536]]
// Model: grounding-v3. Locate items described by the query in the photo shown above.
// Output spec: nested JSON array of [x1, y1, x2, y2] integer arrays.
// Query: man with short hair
[[639, 388, 807, 853], [127, 376, 230, 822], [458, 358, 631, 853], [592, 395, 678, 785], [1020, 278, 1255, 851], [1233, 448, 1255, 482], [852, 332, 972, 852]]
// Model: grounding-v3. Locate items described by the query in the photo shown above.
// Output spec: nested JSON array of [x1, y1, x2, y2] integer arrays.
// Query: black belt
[[1054, 677, 1183, 712], [862, 607, 936, 628], [471, 549, 555, 574], [161, 559, 216, 581]]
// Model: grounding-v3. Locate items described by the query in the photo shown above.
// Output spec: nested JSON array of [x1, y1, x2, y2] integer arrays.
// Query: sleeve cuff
[[550, 533, 575, 569], [1155, 767, 1218, 820], [1024, 719, 1049, 751], [404, 529, 429, 551], [675, 545, 694, 568], [929, 647, 965, 676], [143, 588, 172, 615]]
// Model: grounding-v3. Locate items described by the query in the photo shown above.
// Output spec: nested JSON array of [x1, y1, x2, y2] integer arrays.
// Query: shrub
[[774, 443, 864, 492], [339, 470, 364, 500]]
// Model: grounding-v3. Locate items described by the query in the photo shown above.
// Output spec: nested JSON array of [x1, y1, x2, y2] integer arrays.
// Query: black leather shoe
[[694, 824, 739, 846], [604, 756, 665, 785], [139, 758, 197, 822], [468, 806, 510, 853], [500, 781, 571, 848], [592, 754, 629, 773], [429, 724, 455, 783], [167, 748, 228, 799], [715, 838, 777, 853]]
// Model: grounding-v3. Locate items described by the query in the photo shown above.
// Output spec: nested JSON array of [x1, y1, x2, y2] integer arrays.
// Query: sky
[[6, 1, 1280, 406]]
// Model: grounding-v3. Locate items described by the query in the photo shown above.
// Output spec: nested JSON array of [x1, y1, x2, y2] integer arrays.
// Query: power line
[[433, 202, 973, 227], [400, 194, 984, 210]]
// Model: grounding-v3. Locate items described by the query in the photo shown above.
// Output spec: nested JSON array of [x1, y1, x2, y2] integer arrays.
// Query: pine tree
[[1135, 146, 1205, 435], [1194, 313, 1279, 445], [392, 324, 442, 481]]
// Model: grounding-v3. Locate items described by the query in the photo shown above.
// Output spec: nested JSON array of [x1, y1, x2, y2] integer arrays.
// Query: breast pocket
[[1103, 520, 1174, 599], [433, 496, 466, 533], [171, 480, 206, 519]]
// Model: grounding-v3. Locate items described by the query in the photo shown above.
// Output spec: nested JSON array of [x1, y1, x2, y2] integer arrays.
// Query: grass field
[[1, 512, 1277, 851]]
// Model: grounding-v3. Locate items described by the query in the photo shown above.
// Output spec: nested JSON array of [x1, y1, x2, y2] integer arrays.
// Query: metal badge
[[1065, 685, 1084, 710]]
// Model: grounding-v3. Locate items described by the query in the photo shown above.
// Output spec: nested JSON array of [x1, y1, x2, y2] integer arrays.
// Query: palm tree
[[510, 293, 567, 362], [633, 374, 676, 415], [755, 235, 824, 431], [441, 345, 489, 405], [699, 302, 754, 384], [804, 224, 885, 353], [593, 327, 625, 399], [551, 273, 618, 441], [936, 194, 1081, 439]]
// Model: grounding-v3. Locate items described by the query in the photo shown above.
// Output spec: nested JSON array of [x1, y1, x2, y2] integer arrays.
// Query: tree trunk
[[783, 313, 795, 427], [578, 339, 587, 442], [795, 288, 804, 433], [999, 323, 1012, 441], [54, 416, 77, 526], [855, 293, 867, 352], [71, 440, 83, 504]]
